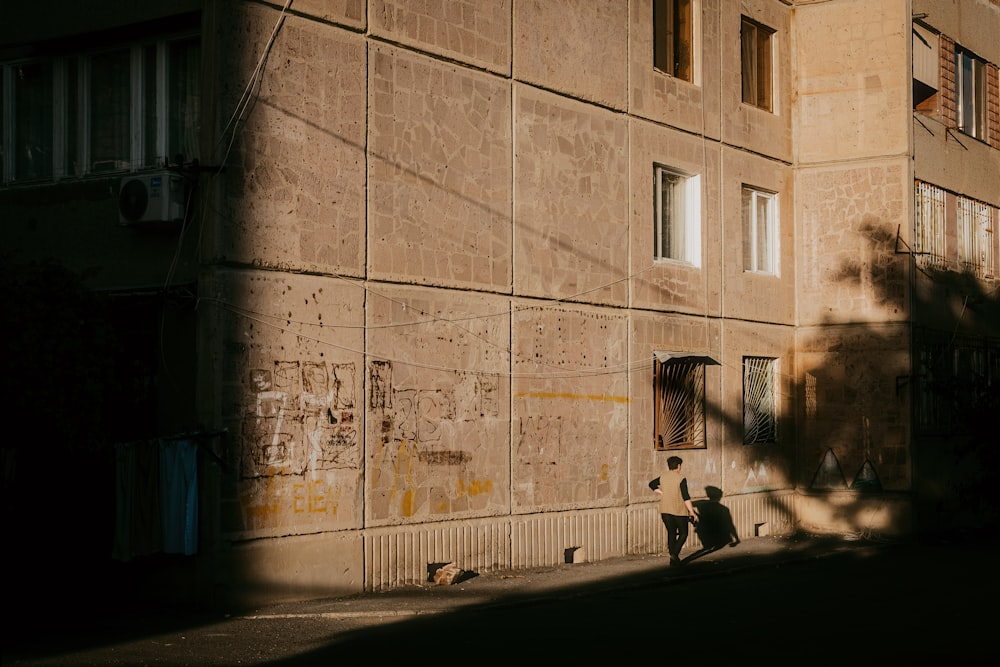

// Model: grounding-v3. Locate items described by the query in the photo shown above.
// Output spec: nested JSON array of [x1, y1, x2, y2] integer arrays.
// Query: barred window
[[957, 197, 996, 278], [654, 352, 716, 450], [743, 357, 777, 444], [914, 181, 946, 265]]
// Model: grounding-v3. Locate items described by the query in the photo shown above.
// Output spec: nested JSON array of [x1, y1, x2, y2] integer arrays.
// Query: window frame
[[742, 356, 778, 445], [1, 32, 199, 185], [654, 163, 702, 266], [955, 46, 988, 141], [653, 0, 695, 83], [742, 185, 778, 274], [957, 196, 996, 278], [914, 180, 947, 267], [740, 15, 774, 112], [653, 352, 713, 451]]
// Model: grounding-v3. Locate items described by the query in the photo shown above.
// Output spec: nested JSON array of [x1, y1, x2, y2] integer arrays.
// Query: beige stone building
[[2, 0, 998, 608]]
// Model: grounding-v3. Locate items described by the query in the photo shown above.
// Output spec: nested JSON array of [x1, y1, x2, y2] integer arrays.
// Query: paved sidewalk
[[241, 532, 891, 621]]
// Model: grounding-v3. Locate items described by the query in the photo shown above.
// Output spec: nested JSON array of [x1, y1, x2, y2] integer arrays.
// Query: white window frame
[[1, 33, 198, 184], [955, 46, 987, 141], [742, 186, 778, 274], [654, 164, 701, 266]]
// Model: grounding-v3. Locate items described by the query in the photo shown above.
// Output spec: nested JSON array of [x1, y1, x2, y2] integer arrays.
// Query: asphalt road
[[5, 542, 997, 666]]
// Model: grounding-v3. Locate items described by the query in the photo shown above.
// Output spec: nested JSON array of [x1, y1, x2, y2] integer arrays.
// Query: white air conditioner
[[118, 172, 186, 225]]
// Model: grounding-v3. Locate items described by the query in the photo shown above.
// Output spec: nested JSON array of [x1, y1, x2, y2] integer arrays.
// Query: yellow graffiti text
[[515, 391, 629, 403]]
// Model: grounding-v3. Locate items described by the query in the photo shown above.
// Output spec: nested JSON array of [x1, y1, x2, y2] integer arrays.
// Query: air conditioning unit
[[118, 172, 186, 225]]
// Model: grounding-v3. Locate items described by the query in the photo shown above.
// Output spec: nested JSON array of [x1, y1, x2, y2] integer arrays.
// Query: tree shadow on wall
[[797, 218, 1000, 544]]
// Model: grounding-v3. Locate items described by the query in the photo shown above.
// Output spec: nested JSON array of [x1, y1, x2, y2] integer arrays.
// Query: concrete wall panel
[[719, 320, 796, 495], [721, 0, 791, 162], [514, 0, 628, 110], [796, 161, 910, 326], [511, 304, 629, 512], [215, 9, 367, 275], [225, 530, 363, 606], [368, 44, 513, 290], [628, 0, 723, 139], [514, 85, 630, 305], [206, 269, 366, 539], [629, 118, 722, 314], [720, 146, 795, 324], [794, 0, 910, 164], [370, 0, 511, 75], [795, 323, 911, 492], [293, 0, 366, 29], [364, 285, 512, 525]]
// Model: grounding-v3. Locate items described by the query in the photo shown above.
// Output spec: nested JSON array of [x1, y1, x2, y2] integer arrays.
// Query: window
[[654, 352, 714, 450], [10, 61, 54, 181], [653, 0, 694, 82], [955, 46, 987, 141], [912, 22, 939, 108], [740, 16, 774, 112], [914, 181, 946, 265], [743, 357, 777, 444], [957, 197, 996, 278], [916, 336, 997, 434], [1, 35, 200, 184], [654, 165, 701, 265], [742, 186, 778, 274]]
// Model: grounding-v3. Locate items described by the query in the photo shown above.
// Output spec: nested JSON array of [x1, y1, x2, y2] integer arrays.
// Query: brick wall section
[[988, 63, 1000, 149], [938, 35, 957, 126]]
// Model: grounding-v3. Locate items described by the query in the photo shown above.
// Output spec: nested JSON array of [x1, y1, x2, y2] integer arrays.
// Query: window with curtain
[[1, 34, 200, 184], [742, 186, 778, 274], [740, 16, 774, 112], [13, 61, 54, 181], [654, 164, 701, 265], [90, 49, 132, 173], [653, 0, 694, 82]]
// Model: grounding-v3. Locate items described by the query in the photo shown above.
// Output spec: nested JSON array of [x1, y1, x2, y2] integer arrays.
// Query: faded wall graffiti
[[368, 362, 505, 520], [242, 360, 359, 479]]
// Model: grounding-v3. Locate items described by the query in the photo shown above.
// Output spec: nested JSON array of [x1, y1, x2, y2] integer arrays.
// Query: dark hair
[[667, 456, 683, 470]]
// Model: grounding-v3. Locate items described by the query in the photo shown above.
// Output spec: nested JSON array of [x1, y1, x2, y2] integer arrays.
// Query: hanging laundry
[[112, 441, 162, 561], [159, 439, 198, 555]]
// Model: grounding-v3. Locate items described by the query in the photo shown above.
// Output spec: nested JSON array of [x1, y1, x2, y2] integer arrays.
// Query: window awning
[[654, 351, 720, 365]]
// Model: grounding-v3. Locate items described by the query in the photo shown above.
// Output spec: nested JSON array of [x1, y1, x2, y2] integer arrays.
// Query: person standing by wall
[[650, 456, 699, 566]]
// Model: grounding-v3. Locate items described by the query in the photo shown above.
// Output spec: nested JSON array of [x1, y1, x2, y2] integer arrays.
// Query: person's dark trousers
[[660, 513, 689, 563]]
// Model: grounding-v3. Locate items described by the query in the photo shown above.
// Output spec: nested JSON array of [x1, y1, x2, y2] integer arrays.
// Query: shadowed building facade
[[1, 0, 997, 608]]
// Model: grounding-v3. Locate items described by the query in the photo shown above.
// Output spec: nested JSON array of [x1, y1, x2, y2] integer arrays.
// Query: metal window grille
[[958, 197, 995, 278], [743, 357, 777, 444], [914, 181, 946, 265], [654, 359, 706, 449]]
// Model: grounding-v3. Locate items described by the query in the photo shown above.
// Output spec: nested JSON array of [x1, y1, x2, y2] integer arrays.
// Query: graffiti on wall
[[368, 361, 501, 517], [242, 360, 358, 479]]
